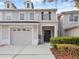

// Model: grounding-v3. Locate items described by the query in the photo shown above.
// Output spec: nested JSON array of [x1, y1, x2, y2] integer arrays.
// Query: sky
[[0, 0, 76, 12]]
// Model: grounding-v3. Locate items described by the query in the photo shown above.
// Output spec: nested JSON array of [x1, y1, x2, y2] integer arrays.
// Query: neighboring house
[[0, 0, 58, 45], [62, 10, 79, 37], [57, 14, 64, 36]]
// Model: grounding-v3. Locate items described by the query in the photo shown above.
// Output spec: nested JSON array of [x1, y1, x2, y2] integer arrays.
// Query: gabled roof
[[11, 3, 17, 9], [4, 0, 17, 9]]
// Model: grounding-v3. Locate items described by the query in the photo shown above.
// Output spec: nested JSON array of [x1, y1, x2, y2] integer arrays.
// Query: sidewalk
[[0, 45, 56, 59]]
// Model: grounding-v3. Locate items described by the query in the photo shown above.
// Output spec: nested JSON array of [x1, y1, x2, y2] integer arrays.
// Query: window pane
[[23, 29, 26, 31], [17, 29, 21, 31], [49, 12, 51, 20], [6, 13, 12, 20], [44, 13, 49, 20], [41, 12, 44, 20], [20, 13, 24, 20], [27, 3, 30, 8], [30, 12, 34, 20], [7, 16, 11, 20], [69, 14, 73, 22], [41, 12, 51, 20], [7, 3, 10, 8], [74, 16, 78, 22]]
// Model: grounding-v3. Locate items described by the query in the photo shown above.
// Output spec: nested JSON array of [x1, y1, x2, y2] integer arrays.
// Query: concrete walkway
[[0, 44, 56, 59]]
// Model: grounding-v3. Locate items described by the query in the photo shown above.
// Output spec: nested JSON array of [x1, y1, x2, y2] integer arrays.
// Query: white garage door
[[11, 27, 32, 45]]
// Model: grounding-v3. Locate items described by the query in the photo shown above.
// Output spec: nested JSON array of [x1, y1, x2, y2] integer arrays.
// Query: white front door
[[11, 27, 32, 45]]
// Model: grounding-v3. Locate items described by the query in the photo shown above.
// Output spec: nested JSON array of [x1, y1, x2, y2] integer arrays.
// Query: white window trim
[[19, 12, 25, 21], [5, 12, 12, 21], [68, 14, 73, 23], [73, 14, 78, 22], [68, 14, 78, 23], [6, 3, 11, 9], [41, 11, 51, 21], [27, 3, 30, 8], [29, 11, 35, 21]]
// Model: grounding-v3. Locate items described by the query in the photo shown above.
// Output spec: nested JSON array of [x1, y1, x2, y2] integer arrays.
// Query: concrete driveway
[[0, 45, 56, 59]]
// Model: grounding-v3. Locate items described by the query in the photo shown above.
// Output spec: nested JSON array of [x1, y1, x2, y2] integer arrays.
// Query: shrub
[[50, 37, 79, 59], [50, 37, 79, 47], [52, 44, 57, 49]]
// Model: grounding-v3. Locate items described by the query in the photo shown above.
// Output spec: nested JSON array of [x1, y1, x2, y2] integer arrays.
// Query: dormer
[[24, 0, 34, 9], [4, 0, 17, 9]]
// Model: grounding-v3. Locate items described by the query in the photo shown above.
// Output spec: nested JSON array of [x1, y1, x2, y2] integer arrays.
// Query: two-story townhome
[[0, 0, 58, 45], [62, 10, 79, 37]]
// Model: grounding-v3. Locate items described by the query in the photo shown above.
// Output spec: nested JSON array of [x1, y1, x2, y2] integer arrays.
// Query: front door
[[44, 30, 51, 42]]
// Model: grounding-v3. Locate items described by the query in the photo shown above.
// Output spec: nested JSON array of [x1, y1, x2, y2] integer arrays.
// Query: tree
[[43, 0, 69, 3], [43, 0, 54, 2], [74, 0, 79, 8], [43, 0, 79, 9]]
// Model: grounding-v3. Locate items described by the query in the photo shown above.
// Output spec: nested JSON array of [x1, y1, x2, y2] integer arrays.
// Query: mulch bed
[[50, 48, 70, 59]]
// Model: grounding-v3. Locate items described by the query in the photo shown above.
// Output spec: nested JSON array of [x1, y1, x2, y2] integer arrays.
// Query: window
[[17, 29, 21, 31], [6, 12, 12, 20], [20, 13, 24, 20], [27, 29, 30, 31], [41, 12, 44, 20], [44, 12, 49, 20], [7, 3, 10, 8], [7, 16, 11, 20], [69, 14, 73, 22], [30, 12, 34, 20], [41, 12, 51, 20], [13, 29, 16, 31], [27, 3, 30, 8], [23, 29, 26, 31], [69, 14, 78, 22], [49, 12, 51, 20], [74, 15, 78, 22]]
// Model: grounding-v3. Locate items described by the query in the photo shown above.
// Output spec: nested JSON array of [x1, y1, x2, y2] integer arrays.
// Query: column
[[40, 26, 43, 44], [8, 27, 11, 45], [54, 26, 58, 37], [36, 25, 39, 45], [32, 25, 39, 45]]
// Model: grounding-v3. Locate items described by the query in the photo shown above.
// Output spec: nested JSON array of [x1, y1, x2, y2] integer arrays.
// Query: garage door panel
[[11, 28, 32, 45]]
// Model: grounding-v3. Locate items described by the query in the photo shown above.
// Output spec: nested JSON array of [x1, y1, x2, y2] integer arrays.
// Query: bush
[[50, 37, 79, 47], [50, 37, 79, 59]]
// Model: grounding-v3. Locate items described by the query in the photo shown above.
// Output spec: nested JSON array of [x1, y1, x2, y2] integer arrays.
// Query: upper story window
[[41, 12, 51, 20], [74, 15, 78, 22], [19, 12, 25, 20], [49, 12, 51, 20], [7, 16, 11, 20], [7, 3, 10, 8], [30, 12, 34, 20], [69, 14, 73, 22], [41, 12, 44, 20], [27, 3, 30, 8], [6, 12, 12, 20], [69, 14, 78, 22]]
